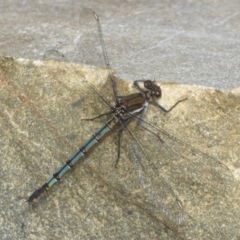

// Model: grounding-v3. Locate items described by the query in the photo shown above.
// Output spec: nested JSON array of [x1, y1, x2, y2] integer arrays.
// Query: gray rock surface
[[0, 0, 239, 90]]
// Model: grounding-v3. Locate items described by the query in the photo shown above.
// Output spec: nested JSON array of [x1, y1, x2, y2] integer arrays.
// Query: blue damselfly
[[26, 8, 232, 228]]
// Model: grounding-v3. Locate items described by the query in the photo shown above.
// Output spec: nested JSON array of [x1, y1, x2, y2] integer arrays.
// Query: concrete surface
[[0, 0, 239, 90]]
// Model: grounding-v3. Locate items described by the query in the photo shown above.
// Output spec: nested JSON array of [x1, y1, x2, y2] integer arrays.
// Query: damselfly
[[26, 8, 232, 227], [27, 76, 186, 204]]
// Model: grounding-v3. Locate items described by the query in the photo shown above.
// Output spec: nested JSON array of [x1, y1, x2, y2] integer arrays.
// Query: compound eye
[[155, 91, 161, 98], [144, 80, 151, 89]]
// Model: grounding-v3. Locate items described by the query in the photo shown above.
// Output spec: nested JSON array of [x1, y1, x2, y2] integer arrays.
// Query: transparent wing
[[90, 109, 233, 228], [127, 115, 232, 224], [91, 120, 184, 229], [41, 6, 117, 107]]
